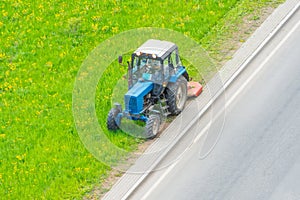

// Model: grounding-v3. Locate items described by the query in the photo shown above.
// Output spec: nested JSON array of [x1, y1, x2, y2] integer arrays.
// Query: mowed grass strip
[[0, 0, 283, 199]]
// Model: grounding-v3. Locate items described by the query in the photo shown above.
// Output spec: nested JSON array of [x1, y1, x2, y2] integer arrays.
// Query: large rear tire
[[107, 108, 121, 131], [166, 75, 188, 115], [145, 114, 161, 139]]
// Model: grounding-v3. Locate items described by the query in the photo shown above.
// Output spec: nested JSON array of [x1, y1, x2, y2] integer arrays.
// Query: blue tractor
[[107, 39, 190, 139]]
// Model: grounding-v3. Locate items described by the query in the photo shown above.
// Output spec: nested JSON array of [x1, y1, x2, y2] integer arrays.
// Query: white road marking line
[[193, 121, 212, 143], [141, 15, 300, 200], [225, 20, 300, 109]]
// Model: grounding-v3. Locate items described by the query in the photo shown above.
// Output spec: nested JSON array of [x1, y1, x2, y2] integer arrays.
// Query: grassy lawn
[[0, 0, 283, 199]]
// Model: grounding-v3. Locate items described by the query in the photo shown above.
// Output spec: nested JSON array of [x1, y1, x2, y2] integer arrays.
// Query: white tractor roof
[[134, 39, 177, 59]]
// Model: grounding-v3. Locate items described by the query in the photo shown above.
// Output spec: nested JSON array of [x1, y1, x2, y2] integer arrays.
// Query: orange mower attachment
[[187, 81, 203, 97]]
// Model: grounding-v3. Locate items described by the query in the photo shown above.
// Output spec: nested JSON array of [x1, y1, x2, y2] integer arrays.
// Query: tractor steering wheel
[[145, 64, 152, 73]]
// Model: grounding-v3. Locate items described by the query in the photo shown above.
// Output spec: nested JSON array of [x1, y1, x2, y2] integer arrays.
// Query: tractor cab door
[[170, 49, 182, 69], [163, 59, 170, 80], [164, 49, 181, 78], [130, 55, 147, 86]]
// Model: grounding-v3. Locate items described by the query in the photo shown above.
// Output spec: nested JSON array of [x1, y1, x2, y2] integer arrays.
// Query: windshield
[[131, 55, 163, 84]]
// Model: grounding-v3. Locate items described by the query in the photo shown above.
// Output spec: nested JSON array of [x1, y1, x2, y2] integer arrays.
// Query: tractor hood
[[124, 81, 153, 114]]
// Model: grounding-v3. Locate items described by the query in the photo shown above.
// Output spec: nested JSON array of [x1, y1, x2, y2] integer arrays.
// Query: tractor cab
[[128, 39, 185, 88]]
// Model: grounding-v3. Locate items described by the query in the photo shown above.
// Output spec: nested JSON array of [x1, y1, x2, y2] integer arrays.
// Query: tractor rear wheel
[[107, 108, 121, 131], [145, 114, 161, 139], [166, 75, 188, 115]]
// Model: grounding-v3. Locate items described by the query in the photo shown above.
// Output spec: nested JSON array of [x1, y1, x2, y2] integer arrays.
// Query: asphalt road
[[132, 9, 300, 200]]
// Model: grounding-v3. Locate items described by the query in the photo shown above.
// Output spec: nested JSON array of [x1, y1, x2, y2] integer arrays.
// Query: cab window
[[163, 59, 169, 79]]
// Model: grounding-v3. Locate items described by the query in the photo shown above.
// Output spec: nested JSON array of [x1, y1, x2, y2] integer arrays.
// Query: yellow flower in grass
[[16, 153, 26, 161], [91, 15, 101, 21], [46, 61, 53, 67], [2, 10, 8, 17], [112, 26, 118, 34], [101, 25, 109, 32], [0, 52, 6, 59], [209, 11, 215, 15], [22, 9, 28, 15], [9, 63, 16, 71], [59, 51, 66, 58], [16, 155, 22, 161], [91, 23, 98, 31]]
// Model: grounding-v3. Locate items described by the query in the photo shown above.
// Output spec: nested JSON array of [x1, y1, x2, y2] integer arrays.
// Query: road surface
[[131, 8, 300, 200]]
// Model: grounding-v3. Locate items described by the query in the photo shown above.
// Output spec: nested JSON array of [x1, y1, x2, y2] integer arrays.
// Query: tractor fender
[[113, 103, 123, 126], [114, 103, 122, 113], [169, 66, 188, 83]]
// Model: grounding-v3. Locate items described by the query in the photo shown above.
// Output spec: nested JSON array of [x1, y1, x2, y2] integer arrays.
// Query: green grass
[[0, 0, 283, 199]]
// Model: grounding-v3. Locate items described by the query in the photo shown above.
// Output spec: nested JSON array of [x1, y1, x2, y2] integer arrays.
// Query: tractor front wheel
[[107, 108, 121, 131], [145, 114, 161, 139]]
